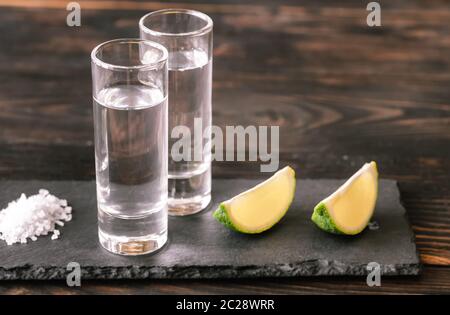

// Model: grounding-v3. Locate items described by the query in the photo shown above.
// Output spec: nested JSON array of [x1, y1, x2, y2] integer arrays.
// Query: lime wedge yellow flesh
[[213, 166, 296, 234], [312, 161, 378, 235]]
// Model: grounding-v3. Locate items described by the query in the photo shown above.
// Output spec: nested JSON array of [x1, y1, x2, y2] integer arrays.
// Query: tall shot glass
[[91, 39, 168, 255], [140, 9, 213, 216]]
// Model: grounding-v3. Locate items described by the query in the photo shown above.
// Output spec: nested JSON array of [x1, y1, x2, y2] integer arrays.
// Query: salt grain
[[0, 190, 72, 245]]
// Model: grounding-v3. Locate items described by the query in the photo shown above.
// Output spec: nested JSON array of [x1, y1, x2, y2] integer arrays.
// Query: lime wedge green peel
[[311, 161, 378, 235], [213, 166, 296, 234]]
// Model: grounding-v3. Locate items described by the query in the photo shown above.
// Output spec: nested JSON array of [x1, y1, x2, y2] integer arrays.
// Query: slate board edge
[[0, 261, 421, 280], [396, 181, 423, 272]]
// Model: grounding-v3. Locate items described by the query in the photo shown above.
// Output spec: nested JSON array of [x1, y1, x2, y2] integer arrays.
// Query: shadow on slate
[[0, 179, 420, 280]]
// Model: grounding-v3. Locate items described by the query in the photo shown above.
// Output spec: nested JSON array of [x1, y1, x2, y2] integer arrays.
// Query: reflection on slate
[[0, 179, 420, 279]]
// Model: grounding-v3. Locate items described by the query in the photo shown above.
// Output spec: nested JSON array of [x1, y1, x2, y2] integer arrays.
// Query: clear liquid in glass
[[168, 49, 212, 215], [93, 84, 168, 255]]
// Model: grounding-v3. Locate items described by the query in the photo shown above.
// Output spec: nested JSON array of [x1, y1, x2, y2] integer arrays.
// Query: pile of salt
[[0, 189, 72, 245]]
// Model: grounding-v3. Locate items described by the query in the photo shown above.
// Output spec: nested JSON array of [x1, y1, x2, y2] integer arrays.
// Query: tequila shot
[[91, 39, 168, 255], [140, 9, 213, 216]]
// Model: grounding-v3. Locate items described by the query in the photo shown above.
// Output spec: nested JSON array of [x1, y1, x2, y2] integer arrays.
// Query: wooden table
[[0, 0, 449, 294]]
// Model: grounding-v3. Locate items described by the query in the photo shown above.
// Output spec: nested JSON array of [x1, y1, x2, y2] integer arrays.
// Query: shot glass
[[91, 39, 168, 255], [140, 9, 213, 216]]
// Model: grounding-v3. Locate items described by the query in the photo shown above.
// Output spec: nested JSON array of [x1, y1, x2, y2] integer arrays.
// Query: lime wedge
[[213, 166, 296, 234], [311, 161, 378, 235]]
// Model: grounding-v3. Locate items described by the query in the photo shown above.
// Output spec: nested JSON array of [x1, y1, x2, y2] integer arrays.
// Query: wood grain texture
[[0, 0, 449, 293]]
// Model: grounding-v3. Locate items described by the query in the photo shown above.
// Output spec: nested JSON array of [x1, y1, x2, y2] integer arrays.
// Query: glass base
[[97, 204, 167, 256], [168, 193, 211, 216], [168, 166, 211, 216], [99, 228, 167, 256]]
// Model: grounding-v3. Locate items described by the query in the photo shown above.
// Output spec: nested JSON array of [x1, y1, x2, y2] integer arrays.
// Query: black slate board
[[0, 179, 420, 280]]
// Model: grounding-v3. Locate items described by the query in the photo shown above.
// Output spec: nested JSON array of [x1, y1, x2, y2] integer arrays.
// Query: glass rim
[[139, 8, 213, 38], [91, 38, 168, 71]]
